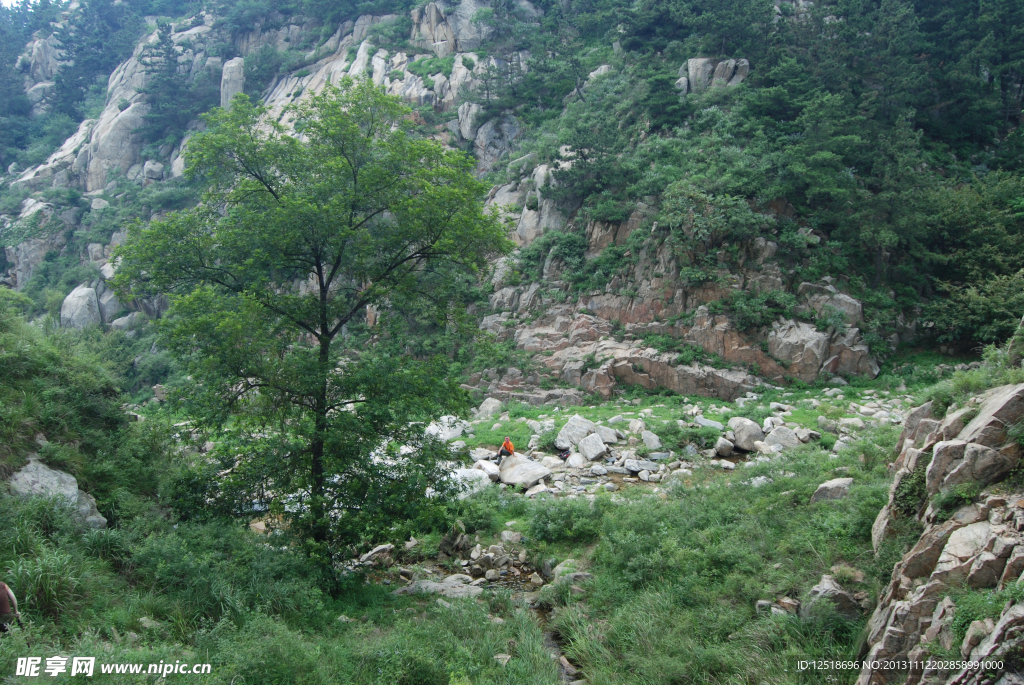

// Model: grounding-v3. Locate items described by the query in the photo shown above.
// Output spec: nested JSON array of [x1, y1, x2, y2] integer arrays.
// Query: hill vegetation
[[1, 0, 1024, 682]]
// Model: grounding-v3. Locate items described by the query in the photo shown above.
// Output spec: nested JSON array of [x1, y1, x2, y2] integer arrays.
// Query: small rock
[[641, 430, 662, 449], [714, 437, 734, 457], [485, 569, 500, 581], [800, 575, 861, 620], [500, 530, 522, 544], [530, 572, 544, 586], [695, 416, 724, 430], [494, 654, 512, 666], [810, 477, 853, 504]]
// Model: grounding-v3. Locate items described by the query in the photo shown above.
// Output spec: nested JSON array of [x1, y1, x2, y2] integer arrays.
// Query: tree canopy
[[115, 79, 511, 562]]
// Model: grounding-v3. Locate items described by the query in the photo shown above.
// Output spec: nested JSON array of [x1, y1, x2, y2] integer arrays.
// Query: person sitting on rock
[[496, 436, 515, 460], [0, 580, 20, 633]]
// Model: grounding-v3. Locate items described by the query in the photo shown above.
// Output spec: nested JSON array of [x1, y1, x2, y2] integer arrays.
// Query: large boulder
[[9, 457, 107, 529], [577, 433, 608, 460], [220, 57, 245, 108], [60, 284, 101, 328], [728, 417, 765, 452], [457, 101, 482, 141], [555, 414, 596, 450], [764, 426, 801, 449], [474, 459, 500, 481], [687, 57, 719, 92], [931, 441, 1018, 495], [768, 320, 831, 382], [823, 327, 880, 379], [85, 101, 149, 191], [393, 574, 483, 599], [797, 282, 863, 324], [4, 232, 68, 290], [451, 468, 491, 499], [810, 477, 853, 504], [498, 456, 551, 488], [98, 288, 121, 324], [476, 397, 502, 418]]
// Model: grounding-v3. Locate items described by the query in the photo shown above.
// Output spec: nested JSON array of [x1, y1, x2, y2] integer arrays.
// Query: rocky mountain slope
[[3, 1, 1024, 681], [3, 0, 894, 406]]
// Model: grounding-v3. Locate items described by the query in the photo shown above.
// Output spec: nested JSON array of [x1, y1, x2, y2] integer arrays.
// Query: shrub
[[406, 55, 456, 79], [892, 460, 928, 517], [727, 290, 799, 330], [932, 482, 981, 522], [528, 497, 602, 543]]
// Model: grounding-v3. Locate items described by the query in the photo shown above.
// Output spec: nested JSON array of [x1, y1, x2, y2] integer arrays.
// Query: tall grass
[[7, 550, 85, 618]]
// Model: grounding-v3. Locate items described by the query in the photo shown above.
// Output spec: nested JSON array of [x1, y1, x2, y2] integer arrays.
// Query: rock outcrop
[[9, 457, 107, 529], [858, 384, 1024, 685], [680, 57, 750, 93], [220, 57, 245, 108]]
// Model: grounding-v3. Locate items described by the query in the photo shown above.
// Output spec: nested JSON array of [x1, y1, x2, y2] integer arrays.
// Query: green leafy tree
[[115, 80, 510, 561]]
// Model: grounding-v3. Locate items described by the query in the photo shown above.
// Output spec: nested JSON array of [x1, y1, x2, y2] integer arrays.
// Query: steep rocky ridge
[[857, 384, 1024, 685]]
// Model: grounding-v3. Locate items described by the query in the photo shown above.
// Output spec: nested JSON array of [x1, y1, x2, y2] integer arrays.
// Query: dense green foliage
[[0, 288, 123, 470], [459, 0, 1024, 348]]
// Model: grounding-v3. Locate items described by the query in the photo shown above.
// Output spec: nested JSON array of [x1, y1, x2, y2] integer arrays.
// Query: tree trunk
[[310, 299, 331, 545]]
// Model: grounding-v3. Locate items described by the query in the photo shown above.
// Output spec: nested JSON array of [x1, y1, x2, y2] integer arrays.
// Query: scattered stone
[[565, 453, 587, 468], [728, 417, 765, 451], [714, 437, 734, 457], [641, 430, 662, 449], [494, 654, 512, 666], [595, 425, 619, 444], [695, 416, 724, 430], [810, 477, 854, 504], [800, 575, 861, 620], [530, 572, 544, 586], [500, 530, 522, 544], [624, 458, 660, 473]]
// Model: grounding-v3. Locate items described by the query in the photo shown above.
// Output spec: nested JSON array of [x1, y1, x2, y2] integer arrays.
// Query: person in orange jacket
[[496, 436, 515, 460]]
